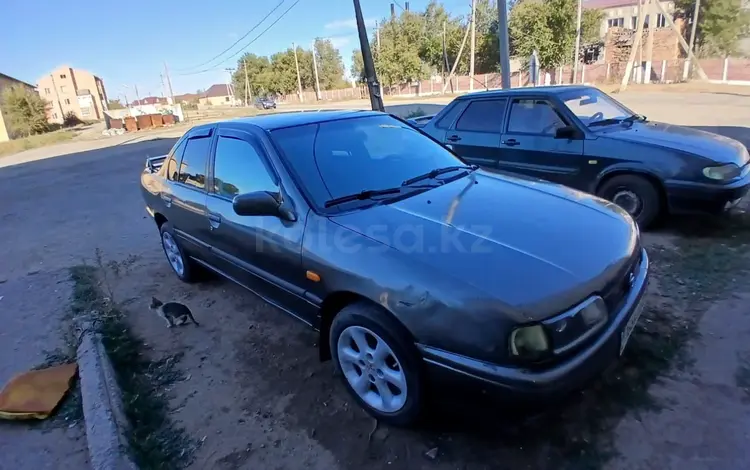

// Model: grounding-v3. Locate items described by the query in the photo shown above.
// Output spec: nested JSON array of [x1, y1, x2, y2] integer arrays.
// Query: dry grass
[[0, 129, 78, 158]]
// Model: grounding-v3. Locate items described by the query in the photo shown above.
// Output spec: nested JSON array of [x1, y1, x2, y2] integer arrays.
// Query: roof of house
[[204, 84, 231, 98], [0, 72, 36, 89], [174, 93, 200, 102], [132, 96, 167, 105], [584, 0, 638, 9]]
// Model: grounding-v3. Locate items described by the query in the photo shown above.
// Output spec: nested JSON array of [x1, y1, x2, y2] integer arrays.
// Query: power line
[[178, 0, 303, 76], [173, 1, 286, 72]]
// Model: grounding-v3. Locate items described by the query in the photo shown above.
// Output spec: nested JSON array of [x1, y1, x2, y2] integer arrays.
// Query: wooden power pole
[[292, 42, 303, 103]]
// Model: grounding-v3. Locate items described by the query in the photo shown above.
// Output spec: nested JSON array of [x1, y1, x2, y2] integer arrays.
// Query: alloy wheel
[[336, 325, 407, 413], [162, 232, 185, 276], [613, 189, 642, 217]]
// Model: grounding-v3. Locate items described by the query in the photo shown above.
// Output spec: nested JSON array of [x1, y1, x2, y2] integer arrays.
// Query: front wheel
[[597, 174, 661, 229], [330, 302, 423, 427]]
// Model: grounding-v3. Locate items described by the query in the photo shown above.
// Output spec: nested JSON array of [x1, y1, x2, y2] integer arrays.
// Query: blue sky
[[2, 0, 467, 100]]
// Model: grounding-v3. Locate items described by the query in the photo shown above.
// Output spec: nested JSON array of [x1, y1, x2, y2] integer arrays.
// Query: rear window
[[455, 99, 507, 132]]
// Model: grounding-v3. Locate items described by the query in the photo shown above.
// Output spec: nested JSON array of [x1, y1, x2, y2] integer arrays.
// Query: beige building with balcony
[[0, 72, 37, 142], [37, 66, 109, 123]]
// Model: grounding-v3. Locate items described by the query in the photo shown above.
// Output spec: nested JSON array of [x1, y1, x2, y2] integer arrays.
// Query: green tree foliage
[[676, 0, 750, 57], [509, 0, 603, 69], [1, 85, 49, 137], [231, 41, 345, 98], [107, 99, 125, 110], [351, 50, 365, 83]]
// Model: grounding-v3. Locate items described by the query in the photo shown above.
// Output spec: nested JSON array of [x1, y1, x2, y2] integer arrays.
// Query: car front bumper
[[418, 248, 649, 399], [665, 166, 750, 214]]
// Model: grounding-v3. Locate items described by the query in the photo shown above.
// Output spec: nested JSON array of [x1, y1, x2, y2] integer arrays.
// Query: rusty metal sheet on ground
[[0, 363, 77, 420]]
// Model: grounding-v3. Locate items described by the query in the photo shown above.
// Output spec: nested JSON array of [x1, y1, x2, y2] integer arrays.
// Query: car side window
[[454, 99, 507, 133], [165, 139, 186, 181], [212, 136, 277, 199], [434, 101, 466, 129], [507, 99, 567, 135], [177, 136, 210, 189]]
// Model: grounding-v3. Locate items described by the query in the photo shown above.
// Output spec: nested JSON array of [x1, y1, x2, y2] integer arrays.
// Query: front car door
[[443, 98, 507, 168], [499, 97, 586, 189], [168, 127, 213, 260], [204, 127, 316, 324]]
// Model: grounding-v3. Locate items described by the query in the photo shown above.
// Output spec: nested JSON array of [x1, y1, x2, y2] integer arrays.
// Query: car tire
[[159, 222, 201, 283], [598, 174, 661, 229], [330, 302, 423, 427]]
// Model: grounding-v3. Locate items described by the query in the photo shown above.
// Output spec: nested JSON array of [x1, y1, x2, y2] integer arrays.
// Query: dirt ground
[[1, 90, 750, 469]]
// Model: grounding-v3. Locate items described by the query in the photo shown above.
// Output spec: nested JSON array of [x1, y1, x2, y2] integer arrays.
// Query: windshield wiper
[[588, 118, 624, 127], [402, 165, 478, 186], [324, 187, 402, 208], [623, 114, 647, 123]]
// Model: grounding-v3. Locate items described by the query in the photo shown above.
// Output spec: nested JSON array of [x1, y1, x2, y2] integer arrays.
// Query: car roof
[[222, 109, 383, 131], [457, 84, 596, 100]]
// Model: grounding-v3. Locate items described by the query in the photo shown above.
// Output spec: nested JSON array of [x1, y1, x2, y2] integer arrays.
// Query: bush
[[63, 111, 83, 128], [1, 85, 49, 137]]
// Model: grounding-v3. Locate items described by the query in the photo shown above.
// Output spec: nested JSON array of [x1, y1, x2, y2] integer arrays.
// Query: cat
[[149, 297, 200, 328]]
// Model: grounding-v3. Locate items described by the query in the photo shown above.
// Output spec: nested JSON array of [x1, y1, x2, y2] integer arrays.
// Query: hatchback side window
[[177, 137, 210, 189], [212, 136, 277, 199], [455, 99, 507, 133], [507, 99, 567, 135]]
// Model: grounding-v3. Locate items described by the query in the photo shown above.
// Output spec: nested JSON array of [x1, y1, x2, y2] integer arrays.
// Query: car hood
[[603, 121, 749, 165], [330, 171, 639, 321]]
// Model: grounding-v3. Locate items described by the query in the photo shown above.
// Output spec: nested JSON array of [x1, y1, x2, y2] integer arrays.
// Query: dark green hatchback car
[[416, 85, 750, 228]]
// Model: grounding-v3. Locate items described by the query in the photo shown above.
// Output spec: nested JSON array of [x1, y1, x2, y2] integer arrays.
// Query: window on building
[[177, 137, 210, 189], [225, 96, 230, 102], [64, 98, 71, 105], [81, 107, 91, 116], [44, 88, 51, 95], [213, 137, 277, 198], [630, 16, 637, 29], [60, 86, 67, 93], [53, 113, 58, 119], [607, 17, 625, 29], [60, 74, 67, 79], [656, 13, 667, 27]]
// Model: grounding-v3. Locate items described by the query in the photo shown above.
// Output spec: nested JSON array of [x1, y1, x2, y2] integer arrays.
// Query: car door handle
[[446, 135, 461, 142], [502, 139, 520, 147], [208, 213, 222, 230], [161, 194, 172, 206]]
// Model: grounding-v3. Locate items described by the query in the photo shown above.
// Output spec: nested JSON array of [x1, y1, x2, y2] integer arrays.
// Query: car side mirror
[[233, 191, 282, 217], [555, 125, 581, 139]]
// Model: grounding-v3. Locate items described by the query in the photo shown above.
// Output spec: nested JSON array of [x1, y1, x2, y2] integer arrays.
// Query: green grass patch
[[69, 264, 196, 470], [0, 129, 77, 158]]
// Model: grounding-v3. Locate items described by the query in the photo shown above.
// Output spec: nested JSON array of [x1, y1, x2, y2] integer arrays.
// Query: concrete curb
[[77, 324, 138, 470]]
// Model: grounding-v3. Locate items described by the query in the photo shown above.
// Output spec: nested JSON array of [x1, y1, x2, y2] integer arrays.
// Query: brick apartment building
[[37, 66, 109, 123], [0, 72, 37, 142]]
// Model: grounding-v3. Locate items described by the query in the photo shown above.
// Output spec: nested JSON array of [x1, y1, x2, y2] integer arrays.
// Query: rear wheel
[[330, 302, 423, 427], [159, 222, 202, 283], [597, 174, 661, 229]]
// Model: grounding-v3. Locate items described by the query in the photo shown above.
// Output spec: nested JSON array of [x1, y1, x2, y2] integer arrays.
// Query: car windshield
[[271, 114, 468, 209], [561, 89, 633, 128]]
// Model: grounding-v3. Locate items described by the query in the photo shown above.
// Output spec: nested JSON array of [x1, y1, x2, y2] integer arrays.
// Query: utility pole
[[637, 0, 644, 83], [134, 84, 141, 106], [469, 0, 476, 91], [292, 42, 303, 102], [684, 0, 701, 80], [311, 39, 322, 100], [224, 68, 235, 105], [163, 62, 175, 105], [644, 0, 656, 83], [49, 74, 64, 120], [442, 18, 471, 93], [497, 0, 511, 89], [442, 20, 453, 93], [244, 59, 251, 106], [573, 0, 583, 83], [353, 0, 384, 111], [653, 0, 707, 79], [620, 0, 648, 91]]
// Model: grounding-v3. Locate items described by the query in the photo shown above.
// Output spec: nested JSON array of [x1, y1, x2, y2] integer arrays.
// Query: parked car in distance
[[416, 85, 750, 228], [141, 110, 649, 426], [254, 97, 277, 110]]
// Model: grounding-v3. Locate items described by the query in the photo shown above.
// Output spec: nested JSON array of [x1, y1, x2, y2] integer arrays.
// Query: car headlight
[[509, 325, 549, 359], [703, 164, 741, 181], [543, 296, 608, 355]]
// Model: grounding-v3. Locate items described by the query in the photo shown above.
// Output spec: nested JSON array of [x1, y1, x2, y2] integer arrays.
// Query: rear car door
[[444, 98, 507, 168], [205, 128, 315, 323], [499, 98, 585, 188], [169, 128, 213, 260]]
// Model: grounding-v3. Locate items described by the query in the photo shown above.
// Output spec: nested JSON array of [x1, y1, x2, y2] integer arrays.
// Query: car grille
[[602, 252, 641, 314]]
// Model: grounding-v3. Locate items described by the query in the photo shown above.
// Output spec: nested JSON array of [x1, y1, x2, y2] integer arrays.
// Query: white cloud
[[329, 35, 353, 50], [324, 17, 376, 30]]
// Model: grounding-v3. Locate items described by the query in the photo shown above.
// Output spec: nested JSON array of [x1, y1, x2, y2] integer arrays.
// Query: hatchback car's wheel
[[159, 222, 200, 282], [330, 302, 423, 426], [598, 174, 661, 229]]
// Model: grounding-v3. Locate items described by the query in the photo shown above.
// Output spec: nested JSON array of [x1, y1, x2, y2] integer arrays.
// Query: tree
[[1, 86, 49, 137], [313, 39, 347, 89], [351, 50, 365, 83], [107, 99, 124, 110], [695, 0, 750, 57]]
